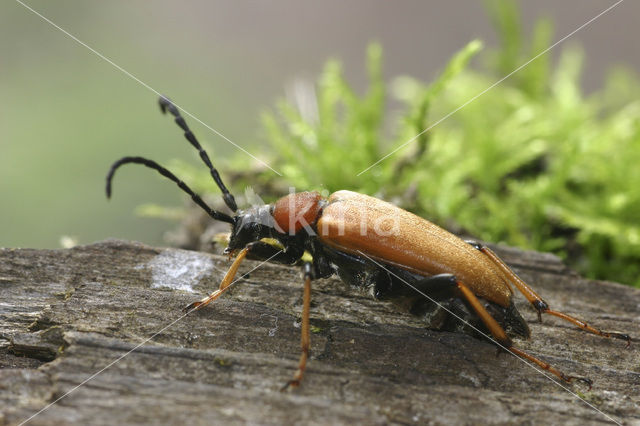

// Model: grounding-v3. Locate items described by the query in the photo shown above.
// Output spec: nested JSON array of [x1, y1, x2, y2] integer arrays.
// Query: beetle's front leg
[[184, 240, 301, 313], [282, 256, 313, 391], [183, 247, 250, 312]]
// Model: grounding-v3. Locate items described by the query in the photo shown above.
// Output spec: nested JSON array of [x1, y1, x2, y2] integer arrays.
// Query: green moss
[[169, 0, 640, 288], [259, 1, 640, 287]]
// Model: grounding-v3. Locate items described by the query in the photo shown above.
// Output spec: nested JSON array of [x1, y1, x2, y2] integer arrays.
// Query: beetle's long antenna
[[106, 156, 235, 224], [158, 96, 238, 212]]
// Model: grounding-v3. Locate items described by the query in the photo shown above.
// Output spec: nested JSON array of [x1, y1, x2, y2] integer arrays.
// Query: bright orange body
[[316, 190, 513, 307]]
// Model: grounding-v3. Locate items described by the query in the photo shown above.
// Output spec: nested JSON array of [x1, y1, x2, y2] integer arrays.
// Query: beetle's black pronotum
[[106, 96, 631, 390]]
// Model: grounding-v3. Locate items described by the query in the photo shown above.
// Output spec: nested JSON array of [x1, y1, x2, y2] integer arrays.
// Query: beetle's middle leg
[[419, 274, 591, 387], [466, 240, 631, 345], [282, 255, 313, 391]]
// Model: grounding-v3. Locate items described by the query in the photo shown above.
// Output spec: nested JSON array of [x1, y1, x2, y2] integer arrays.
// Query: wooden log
[[1, 240, 638, 425]]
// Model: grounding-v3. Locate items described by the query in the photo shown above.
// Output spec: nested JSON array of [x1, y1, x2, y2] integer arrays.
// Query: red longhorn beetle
[[106, 96, 630, 390]]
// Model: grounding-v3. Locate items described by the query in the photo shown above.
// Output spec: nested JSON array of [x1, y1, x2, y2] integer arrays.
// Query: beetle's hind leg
[[465, 240, 631, 346], [441, 275, 592, 388]]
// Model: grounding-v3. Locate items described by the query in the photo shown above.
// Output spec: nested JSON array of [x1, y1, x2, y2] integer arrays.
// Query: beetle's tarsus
[[543, 309, 632, 347], [606, 331, 632, 347], [280, 379, 299, 392], [565, 374, 593, 391], [183, 300, 203, 313]]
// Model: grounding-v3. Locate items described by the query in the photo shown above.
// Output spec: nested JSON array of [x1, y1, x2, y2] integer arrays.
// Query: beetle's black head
[[226, 204, 279, 253]]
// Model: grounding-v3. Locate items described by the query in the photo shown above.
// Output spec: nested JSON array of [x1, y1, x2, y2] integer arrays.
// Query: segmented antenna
[[158, 96, 238, 212], [106, 156, 235, 224]]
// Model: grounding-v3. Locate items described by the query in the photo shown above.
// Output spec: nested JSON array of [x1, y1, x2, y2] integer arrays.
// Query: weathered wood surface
[[0, 239, 638, 425]]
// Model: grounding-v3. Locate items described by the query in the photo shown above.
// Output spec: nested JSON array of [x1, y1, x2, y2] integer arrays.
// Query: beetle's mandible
[[106, 96, 631, 390]]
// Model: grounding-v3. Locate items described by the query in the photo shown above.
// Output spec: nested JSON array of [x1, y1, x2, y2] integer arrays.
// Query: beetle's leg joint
[[532, 299, 549, 322], [493, 333, 513, 349], [302, 260, 313, 279]]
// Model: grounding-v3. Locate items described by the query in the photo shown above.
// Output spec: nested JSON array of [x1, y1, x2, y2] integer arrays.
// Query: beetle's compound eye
[[228, 207, 275, 251]]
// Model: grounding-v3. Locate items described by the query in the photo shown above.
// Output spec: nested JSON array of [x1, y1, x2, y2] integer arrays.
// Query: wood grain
[[1, 240, 638, 425]]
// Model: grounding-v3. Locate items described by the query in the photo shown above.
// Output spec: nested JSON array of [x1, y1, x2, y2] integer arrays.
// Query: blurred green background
[[2, 1, 639, 254]]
